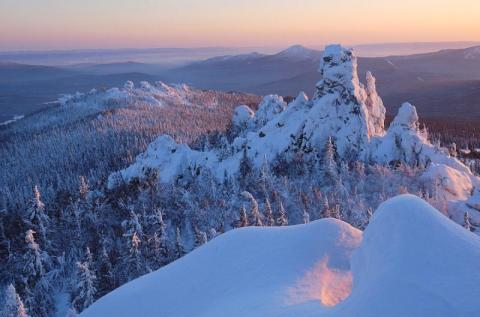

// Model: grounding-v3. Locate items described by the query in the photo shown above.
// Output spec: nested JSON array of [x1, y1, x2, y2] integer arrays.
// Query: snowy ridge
[[109, 44, 479, 208], [81, 195, 480, 317], [59, 80, 218, 109]]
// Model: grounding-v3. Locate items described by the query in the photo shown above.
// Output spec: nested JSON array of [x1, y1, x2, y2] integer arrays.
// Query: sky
[[1, 0, 479, 50]]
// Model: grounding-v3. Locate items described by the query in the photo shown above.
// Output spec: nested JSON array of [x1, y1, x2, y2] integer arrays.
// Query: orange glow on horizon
[[0, 0, 479, 50]]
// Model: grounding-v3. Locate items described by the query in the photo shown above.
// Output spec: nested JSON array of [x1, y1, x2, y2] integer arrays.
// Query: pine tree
[[21, 230, 53, 317], [235, 205, 249, 228], [464, 212, 472, 231], [193, 226, 208, 248], [174, 227, 186, 259], [321, 197, 331, 218], [263, 198, 275, 226], [96, 245, 114, 297], [303, 209, 310, 224], [322, 136, 338, 186], [78, 176, 89, 201], [72, 259, 97, 312], [25, 186, 50, 248], [124, 232, 144, 280], [154, 209, 169, 260], [2, 284, 29, 317], [331, 204, 341, 220], [123, 208, 143, 238], [276, 201, 288, 226], [22, 230, 45, 286], [241, 191, 262, 226], [239, 147, 253, 189]]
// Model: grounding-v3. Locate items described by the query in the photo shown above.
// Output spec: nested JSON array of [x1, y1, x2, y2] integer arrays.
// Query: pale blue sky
[[1, 0, 479, 50]]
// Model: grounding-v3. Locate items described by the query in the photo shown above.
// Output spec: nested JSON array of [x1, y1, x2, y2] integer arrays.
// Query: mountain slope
[[81, 195, 480, 317], [164, 45, 322, 91]]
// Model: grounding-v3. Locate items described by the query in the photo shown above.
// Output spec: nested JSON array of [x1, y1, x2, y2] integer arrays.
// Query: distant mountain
[[164, 45, 480, 120], [0, 62, 77, 83], [63, 61, 168, 75], [163, 45, 322, 92]]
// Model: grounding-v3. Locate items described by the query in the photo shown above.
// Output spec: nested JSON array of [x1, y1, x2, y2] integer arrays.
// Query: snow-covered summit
[[81, 195, 480, 317], [274, 44, 321, 60]]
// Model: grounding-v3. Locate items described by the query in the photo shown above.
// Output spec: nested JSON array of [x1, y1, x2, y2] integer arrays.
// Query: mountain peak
[[275, 44, 320, 60]]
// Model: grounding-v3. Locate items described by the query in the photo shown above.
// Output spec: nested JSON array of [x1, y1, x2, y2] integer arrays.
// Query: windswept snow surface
[[82, 218, 362, 317], [81, 195, 480, 317]]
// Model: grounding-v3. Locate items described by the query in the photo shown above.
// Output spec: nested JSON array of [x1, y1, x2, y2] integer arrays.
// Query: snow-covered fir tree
[[276, 201, 288, 226], [72, 258, 97, 312], [24, 187, 50, 248], [263, 198, 275, 226], [2, 284, 29, 317]]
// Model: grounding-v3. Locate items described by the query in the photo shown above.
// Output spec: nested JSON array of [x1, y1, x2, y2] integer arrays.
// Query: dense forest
[[1, 81, 479, 316]]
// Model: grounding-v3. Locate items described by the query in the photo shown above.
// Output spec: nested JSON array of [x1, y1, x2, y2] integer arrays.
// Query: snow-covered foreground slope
[[82, 195, 480, 317], [327, 195, 480, 317]]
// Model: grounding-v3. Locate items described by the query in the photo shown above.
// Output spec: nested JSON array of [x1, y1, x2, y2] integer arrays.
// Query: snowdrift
[[81, 195, 480, 317]]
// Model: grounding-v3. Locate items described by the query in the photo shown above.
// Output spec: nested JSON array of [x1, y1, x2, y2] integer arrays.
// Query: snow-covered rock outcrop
[[81, 195, 480, 317], [108, 44, 479, 208]]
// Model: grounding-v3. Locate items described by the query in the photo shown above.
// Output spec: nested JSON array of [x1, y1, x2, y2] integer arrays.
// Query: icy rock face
[[364, 71, 386, 136], [308, 44, 385, 157]]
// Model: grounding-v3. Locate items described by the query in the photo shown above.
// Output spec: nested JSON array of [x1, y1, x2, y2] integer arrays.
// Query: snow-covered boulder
[[232, 105, 255, 130], [108, 135, 217, 187], [81, 195, 480, 317], [254, 94, 287, 127], [422, 163, 474, 200]]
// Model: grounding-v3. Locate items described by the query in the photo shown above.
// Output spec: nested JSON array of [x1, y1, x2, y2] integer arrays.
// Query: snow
[[108, 44, 479, 211], [466, 188, 480, 211], [58, 81, 205, 110], [329, 195, 480, 317], [81, 195, 480, 317], [82, 218, 362, 317], [232, 105, 255, 128], [0, 114, 25, 126], [254, 95, 287, 126], [274, 45, 320, 60], [422, 163, 474, 200]]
